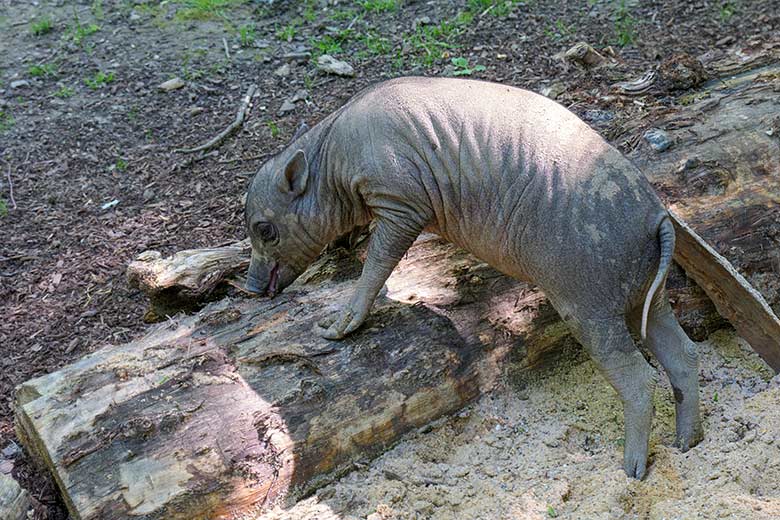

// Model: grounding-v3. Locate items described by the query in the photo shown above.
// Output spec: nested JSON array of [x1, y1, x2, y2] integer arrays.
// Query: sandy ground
[[259, 329, 780, 520]]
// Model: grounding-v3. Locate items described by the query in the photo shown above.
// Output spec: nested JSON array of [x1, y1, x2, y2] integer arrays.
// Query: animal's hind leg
[[569, 314, 658, 479], [638, 292, 702, 451]]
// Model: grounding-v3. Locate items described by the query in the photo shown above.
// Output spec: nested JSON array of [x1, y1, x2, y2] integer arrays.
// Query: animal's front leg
[[317, 216, 422, 340]]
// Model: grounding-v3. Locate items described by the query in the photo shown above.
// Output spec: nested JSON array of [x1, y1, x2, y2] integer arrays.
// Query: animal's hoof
[[315, 309, 363, 340], [623, 455, 647, 480], [315, 323, 347, 340], [315, 316, 346, 340], [674, 427, 704, 452]]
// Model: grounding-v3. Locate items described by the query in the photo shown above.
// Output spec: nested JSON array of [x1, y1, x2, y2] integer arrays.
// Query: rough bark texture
[[126, 240, 251, 320], [670, 213, 780, 371], [15, 57, 780, 520], [629, 59, 780, 341], [0, 473, 36, 520]]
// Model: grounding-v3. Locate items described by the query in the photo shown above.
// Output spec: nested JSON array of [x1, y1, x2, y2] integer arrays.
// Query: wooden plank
[[670, 211, 780, 371]]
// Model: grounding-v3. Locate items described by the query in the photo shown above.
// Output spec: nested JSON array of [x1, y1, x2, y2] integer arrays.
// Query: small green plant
[[176, 0, 243, 21], [330, 8, 359, 22], [311, 35, 344, 56], [238, 23, 255, 47], [208, 58, 231, 76], [391, 50, 405, 70], [267, 120, 280, 138], [718, 2, 736, 22], [182, 66, 206, 80], [358, 0, 397, 13], [115, 158, 128, 171], [468, 0, 492, 8], [613, 0, 636, 46], [29, 63, 57, 78], [407, 18, 466, 67], [84, 70, 115, 89], [91, 0, 104, 20], [181, 51, 206, 80], [302, 1, 318, 22], [0, 199, 7, 217], [713, 391, 719, 403], [450, 56, 485, 76], [547, 505, 558, 518], [30, 17, 54, 36], [54, 85, 74, 98], [65, 5, 100, 46], [556, 19, 574, 36], [455, 10, 475, 26], [468, 0, 516, 17], [0, 110, 14, 133], [276, 22, 298, 42], [545, 19, 575, 41], [362, 31, 391, 56], [311, 27, 355, 56]]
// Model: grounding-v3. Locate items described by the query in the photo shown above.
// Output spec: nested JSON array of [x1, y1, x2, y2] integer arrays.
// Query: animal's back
[[335, 77, 666, 316]]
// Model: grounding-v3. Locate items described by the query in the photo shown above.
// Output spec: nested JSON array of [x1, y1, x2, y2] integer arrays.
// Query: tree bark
[[0, 473, 37, 520], [15, 51, 780, 520], [126, 240, 251, 320]]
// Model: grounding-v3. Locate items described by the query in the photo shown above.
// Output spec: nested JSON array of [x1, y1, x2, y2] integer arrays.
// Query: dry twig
[[4, 161, 16, 210], [175, 83, 258, 154]]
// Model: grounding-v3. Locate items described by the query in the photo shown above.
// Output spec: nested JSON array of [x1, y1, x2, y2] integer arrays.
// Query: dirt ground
[[1, 0, 779, 518]]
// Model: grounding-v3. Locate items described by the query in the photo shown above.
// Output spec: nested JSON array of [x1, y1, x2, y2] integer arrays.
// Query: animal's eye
[[254, 222, 278, 244]]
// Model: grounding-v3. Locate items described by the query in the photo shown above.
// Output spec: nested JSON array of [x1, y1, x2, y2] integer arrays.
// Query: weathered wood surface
[[16, 50, 780, 520], [126, 240, 251, 320], [0, 473, 37, 519], [670, 212, 780, 371], [629, 57, 780, 338]]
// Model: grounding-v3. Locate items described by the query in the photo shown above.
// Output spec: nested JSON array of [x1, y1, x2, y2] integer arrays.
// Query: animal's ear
[[291, 121, 310, 142], [277, 149, 309, 196]]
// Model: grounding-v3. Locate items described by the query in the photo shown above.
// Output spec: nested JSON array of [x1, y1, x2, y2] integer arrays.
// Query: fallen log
[[16, 242, 528, 520], [669, 213, 780, 370], [127, 240, 251, 320], [16, 50, 780, 520]]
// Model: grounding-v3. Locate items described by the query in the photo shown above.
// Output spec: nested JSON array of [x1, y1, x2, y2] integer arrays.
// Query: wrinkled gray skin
[[245, 77, 701, 479]]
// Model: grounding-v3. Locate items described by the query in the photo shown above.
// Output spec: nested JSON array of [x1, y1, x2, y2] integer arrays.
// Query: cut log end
[[126, 240, 251, 319]]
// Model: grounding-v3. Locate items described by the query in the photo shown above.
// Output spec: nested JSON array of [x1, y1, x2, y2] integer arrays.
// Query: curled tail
[[641, 216, 675, 341]]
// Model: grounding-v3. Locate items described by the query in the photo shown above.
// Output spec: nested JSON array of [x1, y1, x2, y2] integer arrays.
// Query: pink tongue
[[268, 263, 280, 295]]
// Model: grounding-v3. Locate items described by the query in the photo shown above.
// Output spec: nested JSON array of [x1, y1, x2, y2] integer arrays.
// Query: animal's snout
[[246, 255, 271, 295], [245, 274, 265, 294], [246, 255, 284, 297]]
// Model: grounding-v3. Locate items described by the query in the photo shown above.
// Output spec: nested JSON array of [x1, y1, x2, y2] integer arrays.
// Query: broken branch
[[175, 83, 257, 154]]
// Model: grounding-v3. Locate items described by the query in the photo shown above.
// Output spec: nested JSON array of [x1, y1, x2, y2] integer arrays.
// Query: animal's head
[[244, 125, 330, 296]]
